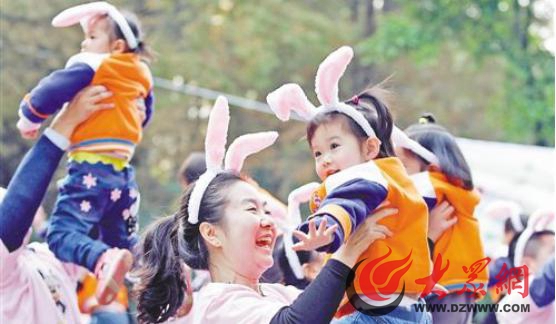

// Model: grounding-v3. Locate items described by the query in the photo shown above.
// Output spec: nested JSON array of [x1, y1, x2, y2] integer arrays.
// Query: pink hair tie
[[350, 95, 359, 105]]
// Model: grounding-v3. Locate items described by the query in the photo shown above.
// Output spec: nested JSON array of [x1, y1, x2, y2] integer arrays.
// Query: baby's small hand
[[17, 118, 40, 139], [428, 201, 457, 242], [291, 218, 338, 251], [20, 128, 39, 140]]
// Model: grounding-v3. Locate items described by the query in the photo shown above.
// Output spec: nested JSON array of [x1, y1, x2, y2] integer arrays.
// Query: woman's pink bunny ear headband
[[52, 1, 138, 50], [513, 208, 554, 267], [391, 126, 439, 166], [187, 96, 278, 224], [282, 182, 320, 279], [266, 46, 375, 138]]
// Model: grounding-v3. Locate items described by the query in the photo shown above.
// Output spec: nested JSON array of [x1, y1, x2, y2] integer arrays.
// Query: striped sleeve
[[18, 64, 95, 125], [297, 161, 388, 253], [17, 53, 105, 129]]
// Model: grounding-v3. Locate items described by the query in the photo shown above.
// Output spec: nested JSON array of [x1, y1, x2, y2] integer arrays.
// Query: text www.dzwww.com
[[414, 303, 530, 313]]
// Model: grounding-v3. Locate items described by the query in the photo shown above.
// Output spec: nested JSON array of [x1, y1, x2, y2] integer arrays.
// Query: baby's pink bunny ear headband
[[52, 1, 138, 50], [282, 182, 320, 279], [266, 46, 375, 138], [187, 96, 278, 225]]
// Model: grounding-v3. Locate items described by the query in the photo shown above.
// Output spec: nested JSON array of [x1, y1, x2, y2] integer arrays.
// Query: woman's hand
[[291, 218, 338, 251], [50, 85, 113, 139], [332, 207, 396, 268], [428, 201, 457, 242]]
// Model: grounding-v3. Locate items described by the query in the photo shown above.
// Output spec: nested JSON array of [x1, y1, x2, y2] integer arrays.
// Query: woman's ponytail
[[134, 215, 186, 323]]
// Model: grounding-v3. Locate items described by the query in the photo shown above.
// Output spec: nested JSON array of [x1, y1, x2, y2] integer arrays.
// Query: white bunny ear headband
[[485, 200, 524, 232], [52, 1, 138, 50], [513, 208, 554, 267], [281, 182, 320, 279], [391, 126, 439, 166], [266, 46, 375, 139], [187, 96, 279, 224]]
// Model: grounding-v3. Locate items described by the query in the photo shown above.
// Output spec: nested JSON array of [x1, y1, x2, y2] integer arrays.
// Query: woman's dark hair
[[106, 10, 155, 62], [405, 113, 474, 190], [134, 172, 242, 323], [306, 84, 395, 158]]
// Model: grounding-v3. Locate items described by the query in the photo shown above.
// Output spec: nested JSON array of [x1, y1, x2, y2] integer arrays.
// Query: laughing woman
[[134, 173, 395, 324], [133, 96, 396, 324]]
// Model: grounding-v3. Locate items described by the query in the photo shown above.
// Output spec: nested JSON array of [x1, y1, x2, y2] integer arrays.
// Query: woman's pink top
[[1, 240, 84, 323], [185, 282, 301, 324]]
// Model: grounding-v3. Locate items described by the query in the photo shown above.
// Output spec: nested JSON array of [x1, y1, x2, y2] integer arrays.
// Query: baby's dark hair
[[405, 113, 474, 190], [134, 172, 242, 323], [103, 10, 154, 62], [306, 84, 395, 158]]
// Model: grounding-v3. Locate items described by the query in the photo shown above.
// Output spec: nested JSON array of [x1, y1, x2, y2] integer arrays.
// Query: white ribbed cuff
[[44, 128, 70, 151], [16, 112, 41, 132]]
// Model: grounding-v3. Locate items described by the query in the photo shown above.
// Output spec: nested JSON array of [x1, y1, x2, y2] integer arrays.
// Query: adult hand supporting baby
[[332, 207, 396, 268], [50, 85, 113, 139]]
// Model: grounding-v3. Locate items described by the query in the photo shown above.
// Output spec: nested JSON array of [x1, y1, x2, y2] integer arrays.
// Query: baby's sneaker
[[94, 248, 133, 305]]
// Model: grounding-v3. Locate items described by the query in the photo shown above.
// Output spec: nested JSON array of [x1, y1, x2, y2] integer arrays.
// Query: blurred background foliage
[[1, 0, 553, 226]]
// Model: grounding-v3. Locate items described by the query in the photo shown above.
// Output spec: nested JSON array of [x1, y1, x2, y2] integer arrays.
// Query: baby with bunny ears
[[16, 1, 154, 305], [267, 46, 432, 321]]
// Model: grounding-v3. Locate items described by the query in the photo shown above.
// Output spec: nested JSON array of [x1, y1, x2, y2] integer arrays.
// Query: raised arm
[[16, 53, 107, 138], [270, 208, 395, 324], [296, 178, 387, 253], [1, 86, 112, 251]]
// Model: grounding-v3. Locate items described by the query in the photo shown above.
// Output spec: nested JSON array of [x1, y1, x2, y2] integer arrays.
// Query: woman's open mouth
[[255, 233, 274, 251]]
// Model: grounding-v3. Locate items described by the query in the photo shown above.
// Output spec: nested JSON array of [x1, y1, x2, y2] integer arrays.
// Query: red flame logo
[[345, 247, 414, 316], [358, 247, 413, 301]]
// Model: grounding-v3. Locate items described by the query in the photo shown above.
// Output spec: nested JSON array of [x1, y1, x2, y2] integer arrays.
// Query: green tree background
[[1, 0, 553, 226]]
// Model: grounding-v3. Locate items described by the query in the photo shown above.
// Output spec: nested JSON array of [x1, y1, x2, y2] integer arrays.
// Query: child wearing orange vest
[[16, 2, 154, 305], [267, 46, 432, 323], [394, 113, 488, 324]]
